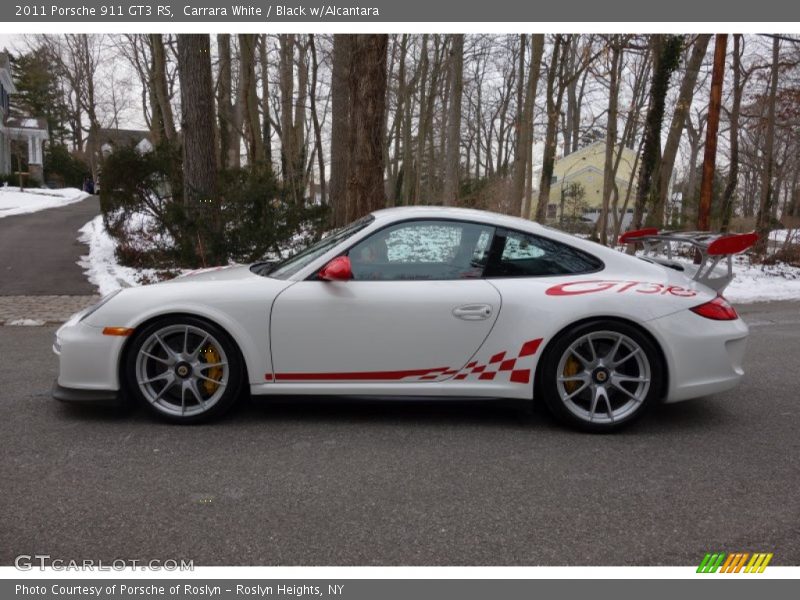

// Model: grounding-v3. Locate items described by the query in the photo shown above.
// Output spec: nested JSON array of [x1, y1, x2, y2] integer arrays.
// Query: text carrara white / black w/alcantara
[[53, 207, 755, 432]]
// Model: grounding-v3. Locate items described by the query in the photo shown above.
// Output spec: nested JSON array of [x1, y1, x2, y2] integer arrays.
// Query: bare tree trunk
[[720, 35, 744, 232], [177, 34, 219, 264], [329, 34, 352, 226], [534, 35, 566, 223], [279, 34, 306, 202], [681, 113, 706, 227], [755, 36, 781, 255], [150, 34, 176, 143], [308, 35, 326, 205], [216, 34, 237, 169], [442, 34, 464, 206], [238, 34, 266, 167], [631, 35, 683, 231], [696, 34, 727, 233], [652, 34, 711, 228], [599, 37, 623, 245], [514, 35, 544, 219], [347, 35, 389, 221], [258, 35, 273, 170]]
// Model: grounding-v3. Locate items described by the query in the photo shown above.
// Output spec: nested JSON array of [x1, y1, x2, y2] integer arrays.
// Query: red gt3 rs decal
[[545, 280, 697, 298], [266, 338, 544, 385]]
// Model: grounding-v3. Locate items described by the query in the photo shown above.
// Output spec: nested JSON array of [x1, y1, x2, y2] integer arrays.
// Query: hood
[[166, 264, 258, 284]]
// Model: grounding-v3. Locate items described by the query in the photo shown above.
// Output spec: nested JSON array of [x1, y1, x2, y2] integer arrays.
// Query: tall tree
[[512, 34, 545, 218], [238, 34, 266, 167], [216, 34, 238, 168], [754, 36, 781, 254], [329, 34, 352, 226], [599, 36, 624, 245], [651, 34, 711, 228], [696, 34, 727, 232], [308, 34, 326, 205], [258, 34, 273, 169], [278, 35, 308, 203], [534, 35, 566, 223], [177, 34, 219, 264], [346, 35, 389, 221], [630, 34, 683, 231], [149, 34, 176, 143], [442, 34, 464, 206], [720, 35, 745, 231]]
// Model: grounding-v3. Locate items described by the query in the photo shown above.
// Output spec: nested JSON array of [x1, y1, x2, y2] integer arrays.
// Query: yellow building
[[544, 141, 639, 223]]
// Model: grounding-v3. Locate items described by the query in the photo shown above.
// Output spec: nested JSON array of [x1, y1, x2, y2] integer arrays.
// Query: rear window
[[485, 230, 603, 278]]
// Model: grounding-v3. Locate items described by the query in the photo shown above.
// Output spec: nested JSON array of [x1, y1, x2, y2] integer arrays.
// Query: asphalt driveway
[[0, 195, 99, 295]]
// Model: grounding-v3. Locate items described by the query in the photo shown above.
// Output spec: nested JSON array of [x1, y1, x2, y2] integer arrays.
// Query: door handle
[[452, 304, 493, 321]]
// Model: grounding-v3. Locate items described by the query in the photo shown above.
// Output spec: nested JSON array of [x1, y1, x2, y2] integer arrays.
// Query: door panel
[[269, 280, 501, 382]]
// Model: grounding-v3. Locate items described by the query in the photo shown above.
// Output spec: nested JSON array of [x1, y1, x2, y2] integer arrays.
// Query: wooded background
[[9, 33, 800, 258]]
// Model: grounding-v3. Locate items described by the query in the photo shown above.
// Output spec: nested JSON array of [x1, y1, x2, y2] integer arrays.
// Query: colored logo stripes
[[697, 552, 773, 573]]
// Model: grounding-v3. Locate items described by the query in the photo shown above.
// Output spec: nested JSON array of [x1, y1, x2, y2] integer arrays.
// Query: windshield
[[261, 215, 375, 280]]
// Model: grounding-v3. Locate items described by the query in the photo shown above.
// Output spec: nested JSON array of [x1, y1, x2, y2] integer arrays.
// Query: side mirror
[[318, 256, 353, 281]]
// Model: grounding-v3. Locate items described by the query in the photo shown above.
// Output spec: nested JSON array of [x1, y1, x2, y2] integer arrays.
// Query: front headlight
[[79, 289, 122, 322]]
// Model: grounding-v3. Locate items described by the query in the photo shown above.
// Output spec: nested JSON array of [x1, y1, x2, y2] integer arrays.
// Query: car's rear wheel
[[539, 320, 663, 432], [125, 316, 244, 423]]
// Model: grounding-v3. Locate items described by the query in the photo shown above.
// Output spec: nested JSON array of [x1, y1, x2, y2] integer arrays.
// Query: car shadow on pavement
[[51, 393, 733, 434]]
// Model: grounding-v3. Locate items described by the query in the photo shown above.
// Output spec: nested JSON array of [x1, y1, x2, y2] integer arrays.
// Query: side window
[[486, 230, 603, 278], [348, 220, 495, 281]]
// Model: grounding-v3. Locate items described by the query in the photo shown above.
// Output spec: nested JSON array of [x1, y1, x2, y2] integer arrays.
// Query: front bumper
[[52, 380, 120, 404], [53, 317, 126, 393]]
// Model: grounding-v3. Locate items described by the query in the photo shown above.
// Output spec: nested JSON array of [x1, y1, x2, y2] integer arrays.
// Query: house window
[[546, 204, 558, 219], [550, 175, 558, 184]]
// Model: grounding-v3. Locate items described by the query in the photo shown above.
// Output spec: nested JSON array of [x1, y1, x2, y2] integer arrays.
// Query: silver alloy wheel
[[134, 324, 229, 418], [555, 330, 651, 425]]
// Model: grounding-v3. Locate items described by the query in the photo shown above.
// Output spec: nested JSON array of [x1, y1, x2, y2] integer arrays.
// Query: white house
[[0, 50, 49, 182]]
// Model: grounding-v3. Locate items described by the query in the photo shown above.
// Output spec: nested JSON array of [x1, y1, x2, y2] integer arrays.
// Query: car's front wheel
[[124, 316, 245, 423], [539, 320, 664, 432]]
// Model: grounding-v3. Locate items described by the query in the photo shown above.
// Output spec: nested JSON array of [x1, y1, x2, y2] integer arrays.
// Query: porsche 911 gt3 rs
[[53, 207, 753, 431]]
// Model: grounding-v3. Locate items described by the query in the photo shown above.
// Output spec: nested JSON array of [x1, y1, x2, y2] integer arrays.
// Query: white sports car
[[53, 207, 755, 431]]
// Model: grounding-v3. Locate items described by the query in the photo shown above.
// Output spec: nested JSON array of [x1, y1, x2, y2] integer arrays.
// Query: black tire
[[538, 319, 664, 433], [124, 315, 245, 424]]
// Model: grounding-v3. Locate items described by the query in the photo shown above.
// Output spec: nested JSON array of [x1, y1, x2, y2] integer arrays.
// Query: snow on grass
[[724, 258, 800, 304], [78, 215, 171, 295], [768, 228, 799, 245], [0, 186, 89, 218]]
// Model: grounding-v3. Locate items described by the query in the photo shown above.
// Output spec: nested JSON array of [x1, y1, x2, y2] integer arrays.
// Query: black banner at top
[[4, 0, 800, 22]]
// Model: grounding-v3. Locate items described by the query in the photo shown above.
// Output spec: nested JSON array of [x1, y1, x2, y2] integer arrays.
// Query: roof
[[4, 116, 48, 131], [370, 205, 547, 233], [87, 128, 152, 148]]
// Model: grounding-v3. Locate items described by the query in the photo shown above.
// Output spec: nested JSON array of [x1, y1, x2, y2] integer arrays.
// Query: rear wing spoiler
[[619, 228, 758, 293]]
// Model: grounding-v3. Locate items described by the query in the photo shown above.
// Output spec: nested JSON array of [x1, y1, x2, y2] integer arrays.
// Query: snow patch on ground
[[78, 215, 172, 295], [724, 259, 800, 303], [0, 186, 90, 218], [6, 318, 47, 326]]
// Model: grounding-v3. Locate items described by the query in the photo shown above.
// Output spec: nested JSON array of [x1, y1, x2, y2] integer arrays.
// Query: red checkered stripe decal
[[447, 338, 542, 384], [266, 338, 543, 385]]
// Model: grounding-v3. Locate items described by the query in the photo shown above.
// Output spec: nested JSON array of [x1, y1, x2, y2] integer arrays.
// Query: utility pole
[[697, 34, 727, 232]]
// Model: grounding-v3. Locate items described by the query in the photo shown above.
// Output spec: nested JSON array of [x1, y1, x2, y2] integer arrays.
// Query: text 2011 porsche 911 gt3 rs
[[52, 207, 755, 431]]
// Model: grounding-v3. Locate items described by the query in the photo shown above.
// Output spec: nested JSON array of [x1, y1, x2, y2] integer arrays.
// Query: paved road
[[0, 195, 99, 295], [1, 301, 798, 566]]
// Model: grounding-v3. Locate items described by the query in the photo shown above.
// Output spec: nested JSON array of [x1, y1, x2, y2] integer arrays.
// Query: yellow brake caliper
[[563, 356, 581, 394], [202, 345, 223, 395]]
